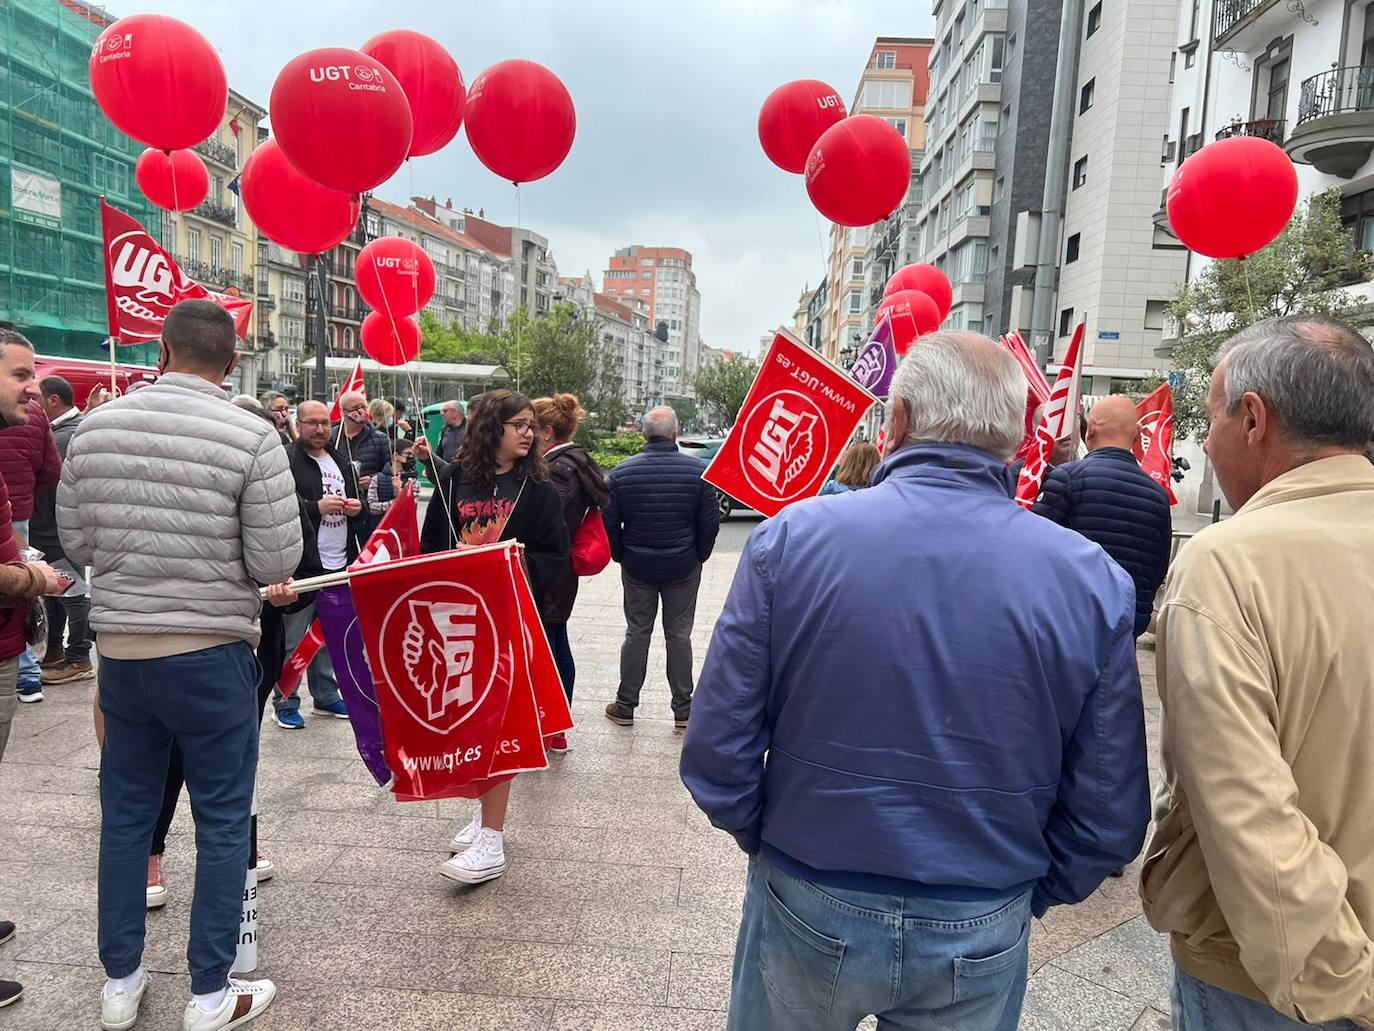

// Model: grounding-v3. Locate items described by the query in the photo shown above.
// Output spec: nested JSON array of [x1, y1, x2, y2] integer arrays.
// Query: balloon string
[[171, 157, 181, 215], [514, 182, 523, 394], [1240, 256, 1257, 322], [813, 211, 830, 285]]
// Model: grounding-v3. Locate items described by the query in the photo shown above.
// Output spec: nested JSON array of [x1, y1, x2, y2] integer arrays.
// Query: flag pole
[[259, 540, 522, 599]]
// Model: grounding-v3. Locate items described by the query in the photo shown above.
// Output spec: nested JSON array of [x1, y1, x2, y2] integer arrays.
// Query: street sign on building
[[11, 166, 61, 229]]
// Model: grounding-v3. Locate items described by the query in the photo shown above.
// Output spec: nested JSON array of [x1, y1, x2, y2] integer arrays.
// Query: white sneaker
[[253, 856, 274, 882], [145, 882, 167, 909], [447, 811, 483, 855], [182, 978, 276, 1031], [101, 972, 148, 1031], [437, 828, 506, 884]]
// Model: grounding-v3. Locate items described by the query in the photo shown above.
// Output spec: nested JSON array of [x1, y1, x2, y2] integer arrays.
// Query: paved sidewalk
[[0, 518, 1172, 1030]]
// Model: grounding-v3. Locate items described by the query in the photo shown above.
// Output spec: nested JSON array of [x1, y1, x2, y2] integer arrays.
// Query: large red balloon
[[465, 60, 576, 184], [805, 115, 912, 227], [240, 139, 359, 255], [877, 289, 942, 355], [758, 79, 846, 174], [361, 30, 465, 158], [357, 237, 436, 317], [135, 148, 209, 212], [1167, 136, 1298, 259], [361, 311, 421, 366], [270, 48, 413, 194], [89, 15, 227, 151], [885, 264, 953, 321]]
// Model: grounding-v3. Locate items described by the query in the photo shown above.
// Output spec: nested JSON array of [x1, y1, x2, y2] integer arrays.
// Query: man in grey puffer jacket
[[57, 300, 302, 1031]]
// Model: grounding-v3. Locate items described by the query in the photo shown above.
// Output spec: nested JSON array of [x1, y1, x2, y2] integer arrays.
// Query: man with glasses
[[335, 391, 391, 503], [269, 401, 365, 731]]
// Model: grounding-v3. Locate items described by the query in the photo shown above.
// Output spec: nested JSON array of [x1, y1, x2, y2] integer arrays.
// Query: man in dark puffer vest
[[1033, 395, 1173, 637], [603, 406, 720, 730]]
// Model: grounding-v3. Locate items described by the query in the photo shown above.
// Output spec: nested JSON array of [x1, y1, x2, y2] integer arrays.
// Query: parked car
[[677, 437, 755, 520]]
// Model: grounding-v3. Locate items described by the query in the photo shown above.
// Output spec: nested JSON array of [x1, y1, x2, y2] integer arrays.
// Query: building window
[[91, 153, 130, 199], [187, 228, 201, 262], [1059, 307, 1075, 337], [884, 116, 908, 137], [850, 257, 865, 279], [994, 176, 1005, 201], [1072, 156, 1088, 189], [231, 242, 243, 277], [1144, 299, 1169, 330], [1169, 52, 1177, 82], [862, 79, 908, 108], [1079, 79, 1095, 114], [1188, 0, 1201, 39], [1087, 1, 1102, 36], [848, 290, 863, 313], [1065, 233, 1081, 262], [875, 50, 897, 69], [1184, 48, 1196, 68]]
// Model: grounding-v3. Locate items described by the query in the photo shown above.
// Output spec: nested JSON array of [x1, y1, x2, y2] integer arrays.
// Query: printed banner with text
[[704, 329, 877, 518], [1134, 383, 1178, 505]]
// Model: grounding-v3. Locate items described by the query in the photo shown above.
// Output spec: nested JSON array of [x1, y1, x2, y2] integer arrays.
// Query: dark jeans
[[1172, 969, 1361, 1030], [271, 599, 340, 714], [615, 565, 701, 720], [45, 593, 92, 663], [545, 621, 575, 703], [98, 642, 260, 994], [151, 607, 283, 860]]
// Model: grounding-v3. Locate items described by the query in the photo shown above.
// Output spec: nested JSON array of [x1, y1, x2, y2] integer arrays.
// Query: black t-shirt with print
[[442, 469, 524, 547]]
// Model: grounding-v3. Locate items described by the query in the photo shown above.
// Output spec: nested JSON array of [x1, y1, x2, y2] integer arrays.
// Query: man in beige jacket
[[1142, 316, 1374, 1030]]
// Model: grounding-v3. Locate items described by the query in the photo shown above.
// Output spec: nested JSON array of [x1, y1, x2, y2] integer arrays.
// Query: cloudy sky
[[143, 0, 934, 353]]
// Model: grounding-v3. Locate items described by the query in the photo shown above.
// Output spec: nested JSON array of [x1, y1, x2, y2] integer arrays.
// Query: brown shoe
[[603, 702, 633, 727], [41, 660, 94, 685], [39, 648, 64, 669]]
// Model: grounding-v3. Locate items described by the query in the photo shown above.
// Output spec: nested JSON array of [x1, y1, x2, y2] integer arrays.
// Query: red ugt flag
[[1014, 322, 1085, 509], [1134, 383, 1178, 505], [704, 329, 877, 518], [329, 357, 367, 422], [1000, 330, 1053, 462], [101, 199, 252, 343]]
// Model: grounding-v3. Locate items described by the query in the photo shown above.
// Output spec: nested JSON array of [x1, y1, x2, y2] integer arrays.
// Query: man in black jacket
[[414, 400, 466, 480], [1033, 395, 1172, 637], [603, 406, 720, 731], [270, 400, 368, 730]]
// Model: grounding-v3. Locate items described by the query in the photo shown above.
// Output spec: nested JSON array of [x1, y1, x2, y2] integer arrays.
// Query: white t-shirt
[[313, 452, 349, 572]]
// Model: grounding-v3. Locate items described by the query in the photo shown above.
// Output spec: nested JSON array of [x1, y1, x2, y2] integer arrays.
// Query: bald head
[[1087, 396, 1141, 452], [296, 400, 332, 452], [643, 406, 678, 441]]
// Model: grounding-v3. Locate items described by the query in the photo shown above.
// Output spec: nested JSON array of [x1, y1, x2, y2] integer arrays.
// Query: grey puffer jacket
[[56, 372, 303, 646]]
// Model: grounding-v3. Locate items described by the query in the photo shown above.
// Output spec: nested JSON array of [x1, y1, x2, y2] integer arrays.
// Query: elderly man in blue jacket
[[680, 332, 1150, 1031]]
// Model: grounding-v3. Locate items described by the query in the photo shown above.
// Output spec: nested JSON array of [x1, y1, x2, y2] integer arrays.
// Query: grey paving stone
[[495, 855, 682, 904], [668, 951, 733, 1010], [576, 900, 742, 956], [1053, 915, 1174, 1014], [1021, 962, 1149, 1031], [550, 1002, 727, 1031]]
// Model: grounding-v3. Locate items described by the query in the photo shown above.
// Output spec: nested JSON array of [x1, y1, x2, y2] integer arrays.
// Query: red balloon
[[1167, 136, 1298, 259], [805, 115, 912, 227], [89, 15, 227, 151], [240, 139, 359, 255], [465, 60, 576, 184], [357, 237, 436, 317], [135, 148, 209, 212], [877, 290, 942, 355], [270, 48, 413, 194], [361, 31, 465, 159], [361, 311, 421, 366], [885, 263, 953, 321], [758, 79, 846, 174]]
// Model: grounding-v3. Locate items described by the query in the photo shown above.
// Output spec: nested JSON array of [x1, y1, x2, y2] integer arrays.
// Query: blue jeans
[[12, 519, 40, 688], [1173, 969, 1361, 1030], [545, 621, 575, 702], [271, 600, 340, 713], [728, 851, 1032, 1031], [98, 642, 260, 994]]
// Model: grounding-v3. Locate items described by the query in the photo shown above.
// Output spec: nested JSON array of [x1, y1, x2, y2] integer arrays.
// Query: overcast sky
[[142, 0, 934, 354]]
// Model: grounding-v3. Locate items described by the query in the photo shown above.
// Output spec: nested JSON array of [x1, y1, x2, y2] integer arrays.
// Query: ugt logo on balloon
[[740, 390, 828, 503], [380, 582, 500, 735]]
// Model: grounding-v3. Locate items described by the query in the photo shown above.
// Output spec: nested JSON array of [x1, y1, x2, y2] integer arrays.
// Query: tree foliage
[[1167, 188, 1372, 440], [694, 355, 759, 428], [418, 304, 627, 431]]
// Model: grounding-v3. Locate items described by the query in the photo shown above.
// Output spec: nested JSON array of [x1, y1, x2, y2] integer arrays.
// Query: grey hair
[[889, 331, 1026, 459], [260, 390, 288, 407], [0, 328, 34, 354], [442, 400, 462, 412], [642, 405, 679, 440], [231, 394, 272, 424], [1220, 317, 1374, 450]]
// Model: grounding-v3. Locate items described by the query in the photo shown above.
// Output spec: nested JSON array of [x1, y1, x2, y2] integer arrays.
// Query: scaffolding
[[0, 0, 160, 361]]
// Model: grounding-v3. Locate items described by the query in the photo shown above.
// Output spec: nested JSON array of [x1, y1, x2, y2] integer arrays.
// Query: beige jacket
[[1141, 455, 1374, 1028]]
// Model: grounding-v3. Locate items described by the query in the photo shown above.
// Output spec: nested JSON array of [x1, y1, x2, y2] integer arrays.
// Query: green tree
[[694, 355, 759, 427], [669, 397, 698, 429], [1167, 188, 1372, 440]]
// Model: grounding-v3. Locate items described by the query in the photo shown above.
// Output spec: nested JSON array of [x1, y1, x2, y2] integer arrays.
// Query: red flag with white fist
[[703, 329, 877, 517], [1014, 322, 1085, 509], [1134, 383, 1178, 505], [348, 541, 568, 801]]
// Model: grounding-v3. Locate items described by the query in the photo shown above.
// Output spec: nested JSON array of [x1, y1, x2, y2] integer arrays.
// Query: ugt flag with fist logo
[[704, 329, 877, 517]]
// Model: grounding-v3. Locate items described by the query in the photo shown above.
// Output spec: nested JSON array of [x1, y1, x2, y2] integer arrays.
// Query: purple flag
[[314, 585, 392, 786], [850, 315, 897, 399]]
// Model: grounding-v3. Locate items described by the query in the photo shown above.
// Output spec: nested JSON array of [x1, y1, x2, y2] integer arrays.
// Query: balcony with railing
[[1287, 66, 1374, 177], [1215, 116, 1286, 144], [330, 304, 367, 323], [190, 200, 237, 227], [194, 138, 237, 168]]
